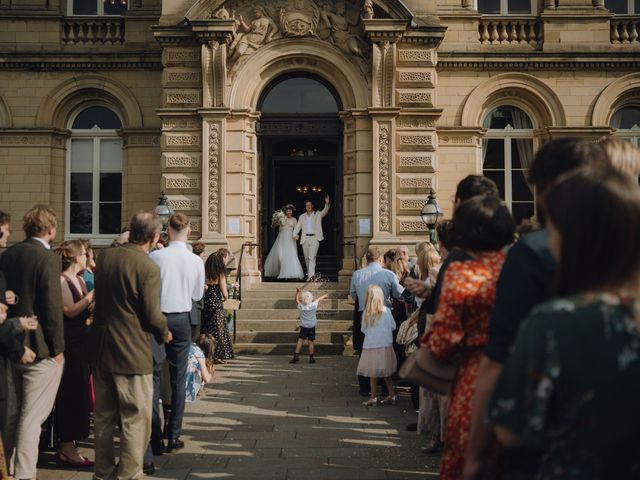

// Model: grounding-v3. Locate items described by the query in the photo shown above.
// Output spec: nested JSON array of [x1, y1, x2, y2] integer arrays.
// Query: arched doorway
[[258, 74, 343, 280]]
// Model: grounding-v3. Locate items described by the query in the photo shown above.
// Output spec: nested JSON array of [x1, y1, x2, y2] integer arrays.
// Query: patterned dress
[[490, 293, 640, 479], [185, 344, 205, 403], [201, 284, 234, 360], [425, 251, 506, 480]]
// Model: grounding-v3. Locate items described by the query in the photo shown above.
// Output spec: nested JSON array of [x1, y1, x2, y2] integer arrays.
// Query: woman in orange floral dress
[[424, 195, 515, 480]]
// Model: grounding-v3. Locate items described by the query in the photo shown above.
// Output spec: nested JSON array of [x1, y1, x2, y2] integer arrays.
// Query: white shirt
[[297, 300, 319, 328], [150, 241, 205, 314], [305, 213, 314, 234], [32, 237, 50, 250]]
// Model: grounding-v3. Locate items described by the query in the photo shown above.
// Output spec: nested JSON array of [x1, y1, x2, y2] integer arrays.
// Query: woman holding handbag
[[424, 195, 515, 480]]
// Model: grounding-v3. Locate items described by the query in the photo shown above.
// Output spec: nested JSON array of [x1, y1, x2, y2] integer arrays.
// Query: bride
[[264, 204, 304, 279]]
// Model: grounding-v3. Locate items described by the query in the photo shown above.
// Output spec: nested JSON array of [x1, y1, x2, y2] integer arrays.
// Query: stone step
[[234, 319, 352, 332], [234, 342, 355, 355], [250, 281, 348, 290], [242, 289, 350, 300], [235, 330, 351, 344], [240, 298, 354, 310], [236, 309, 353, 320]]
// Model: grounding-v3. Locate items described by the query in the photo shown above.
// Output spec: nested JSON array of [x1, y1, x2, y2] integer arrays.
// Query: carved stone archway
[[154, 0, 446, 282]]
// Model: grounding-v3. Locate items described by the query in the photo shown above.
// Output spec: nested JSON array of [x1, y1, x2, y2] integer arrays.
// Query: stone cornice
[[438, 53, 640, 70], [0, 128, 70, 147], [0, 52, 162, 70]]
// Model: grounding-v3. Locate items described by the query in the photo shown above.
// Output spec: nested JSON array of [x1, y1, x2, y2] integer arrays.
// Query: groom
[[293, 195, 330, 281]]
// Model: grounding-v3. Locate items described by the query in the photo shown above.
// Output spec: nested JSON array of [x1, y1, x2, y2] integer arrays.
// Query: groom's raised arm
[[319, 197, 330, 218]]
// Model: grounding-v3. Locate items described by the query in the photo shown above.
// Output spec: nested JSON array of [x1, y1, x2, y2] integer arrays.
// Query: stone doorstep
[[235, 330, 351, 344], [234, 343, 355, 355], [241, 289, 350, 299], [234, 319, 352, 332], [236, 309, 352, 320]]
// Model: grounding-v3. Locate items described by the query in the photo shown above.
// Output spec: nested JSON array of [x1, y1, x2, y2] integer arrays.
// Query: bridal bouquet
[[271, 209, 286, 229]]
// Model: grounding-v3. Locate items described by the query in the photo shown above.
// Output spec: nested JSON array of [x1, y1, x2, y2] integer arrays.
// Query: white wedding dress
[[264, 217, 304, 279]]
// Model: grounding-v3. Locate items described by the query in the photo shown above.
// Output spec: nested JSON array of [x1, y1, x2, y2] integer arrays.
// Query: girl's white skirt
[[356, 346, 397, 378]]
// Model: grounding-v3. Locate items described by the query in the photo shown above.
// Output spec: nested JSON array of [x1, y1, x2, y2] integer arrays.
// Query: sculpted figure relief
[[229, 6, 280, 63], [362, 0, 374, 19], [320, 2, 367, 58]]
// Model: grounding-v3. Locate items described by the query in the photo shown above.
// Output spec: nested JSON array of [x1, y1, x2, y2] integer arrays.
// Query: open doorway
[[257, 74, 343, 280]]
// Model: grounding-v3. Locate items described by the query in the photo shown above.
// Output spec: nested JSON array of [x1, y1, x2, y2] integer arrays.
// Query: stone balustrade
[[610, 16, 640, 44], [478, 17, 542, 47], [62, 17, 125, 44]]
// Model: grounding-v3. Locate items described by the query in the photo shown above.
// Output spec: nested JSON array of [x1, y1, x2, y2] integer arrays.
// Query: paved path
[[39, 356, 440, 480]]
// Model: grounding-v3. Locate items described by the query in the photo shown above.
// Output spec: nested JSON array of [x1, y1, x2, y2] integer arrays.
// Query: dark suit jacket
[[0, 238, 64, 359], [89, 243, 168, 375]]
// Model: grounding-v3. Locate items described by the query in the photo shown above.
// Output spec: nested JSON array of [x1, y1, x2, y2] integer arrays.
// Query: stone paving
[[38, 355, 440, 480]]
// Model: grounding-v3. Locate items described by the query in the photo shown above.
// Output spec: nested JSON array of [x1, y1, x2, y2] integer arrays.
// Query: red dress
[[425, 251, 506, 480]]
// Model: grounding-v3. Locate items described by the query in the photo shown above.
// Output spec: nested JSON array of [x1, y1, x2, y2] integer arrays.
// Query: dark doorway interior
[[260, 131, 342, 280]]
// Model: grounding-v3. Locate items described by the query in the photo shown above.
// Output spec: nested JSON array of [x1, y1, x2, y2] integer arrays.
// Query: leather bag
[[399, 345, 458, 395]]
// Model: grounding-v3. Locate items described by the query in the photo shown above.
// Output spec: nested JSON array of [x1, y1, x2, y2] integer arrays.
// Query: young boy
[[290, 288, 328, 364]]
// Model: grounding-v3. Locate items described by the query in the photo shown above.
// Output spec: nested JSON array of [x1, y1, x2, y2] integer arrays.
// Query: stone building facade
[[0, 0, 638, 283]]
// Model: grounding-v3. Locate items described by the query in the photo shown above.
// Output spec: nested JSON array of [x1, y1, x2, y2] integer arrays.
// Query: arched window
[[259, 76, 341, 114], [611, 105, 640, 147], [67, 105, 123, 237], [482, 105, 535, 223], [605, 0, 639, 14]]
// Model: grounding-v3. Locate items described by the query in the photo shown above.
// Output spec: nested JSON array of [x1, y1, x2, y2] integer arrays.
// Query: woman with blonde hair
[[357, 284, 397, 406], [53, 239, 94, 467], [600, 136, 640, 180]]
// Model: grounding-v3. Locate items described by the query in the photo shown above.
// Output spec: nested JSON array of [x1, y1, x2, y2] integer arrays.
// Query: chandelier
[[296, 185, 323, 194]]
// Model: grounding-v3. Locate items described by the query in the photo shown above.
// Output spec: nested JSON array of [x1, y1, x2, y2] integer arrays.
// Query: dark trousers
[[143, 356, 163, 465], [164, 312, 191, 441]]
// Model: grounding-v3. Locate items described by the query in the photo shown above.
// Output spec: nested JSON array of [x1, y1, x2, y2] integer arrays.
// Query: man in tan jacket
[[89, 212, 170, 480]]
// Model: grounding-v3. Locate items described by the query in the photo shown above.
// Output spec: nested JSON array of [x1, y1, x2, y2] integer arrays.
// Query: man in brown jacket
[[0, 205, 64, 480], [89, 212, 170, 480]]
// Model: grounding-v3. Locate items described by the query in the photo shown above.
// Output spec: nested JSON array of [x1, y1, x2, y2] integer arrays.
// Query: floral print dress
[[489, 293, 640, 479], [425, 251, 506, 480]]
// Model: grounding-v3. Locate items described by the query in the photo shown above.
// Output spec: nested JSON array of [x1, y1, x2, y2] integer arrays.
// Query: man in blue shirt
[[350, 246, 404, 396]]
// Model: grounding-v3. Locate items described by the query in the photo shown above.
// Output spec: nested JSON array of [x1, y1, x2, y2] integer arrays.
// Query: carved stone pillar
[[192, 20, 236, 247]]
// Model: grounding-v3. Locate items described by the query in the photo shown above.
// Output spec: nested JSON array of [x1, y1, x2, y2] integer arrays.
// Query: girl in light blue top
[[357, 284, 397, 406]]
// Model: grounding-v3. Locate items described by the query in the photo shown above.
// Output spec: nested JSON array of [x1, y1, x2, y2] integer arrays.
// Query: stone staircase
[[234, 281, 355, 355]]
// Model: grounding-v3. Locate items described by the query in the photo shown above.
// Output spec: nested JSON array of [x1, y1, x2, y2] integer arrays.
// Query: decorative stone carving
[[397, 91, 432, 106], [396, 117, 436, 129], [164, 70, 201, 84], [362, 0, 374, 19], [398, 70, 433, 85], [165, 133, 201, 146], [378, 124, 391, 233], [398, 176, 433, 190], [229, 6, 280, 63], [399, 220, 430, 233], [208, 123, 221, 234], [0, 134, 53, 146], [190, 218, 202, 233], [398, 154, 436, 172], [217, 1, 368, 66], [163, 174, 200, 190], [163, 48, 201, 65], [398, 48, 434, 65], [162, 118, 201, 131], [320, 2, 368, 58], [399, 198, 428, 211], [168, 196, 201, 211], [166, 91, 201, 105], [398, 133, 434, 148], [163, 152, 202, 169], [439, 135, 478, 146], [280, 0, 320, 37]]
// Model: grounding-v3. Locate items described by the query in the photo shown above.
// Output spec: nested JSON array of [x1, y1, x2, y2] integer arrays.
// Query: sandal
[[379, 395, 397, 406], [362, 397, 379, 407], [56, 452, 94, 468]]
